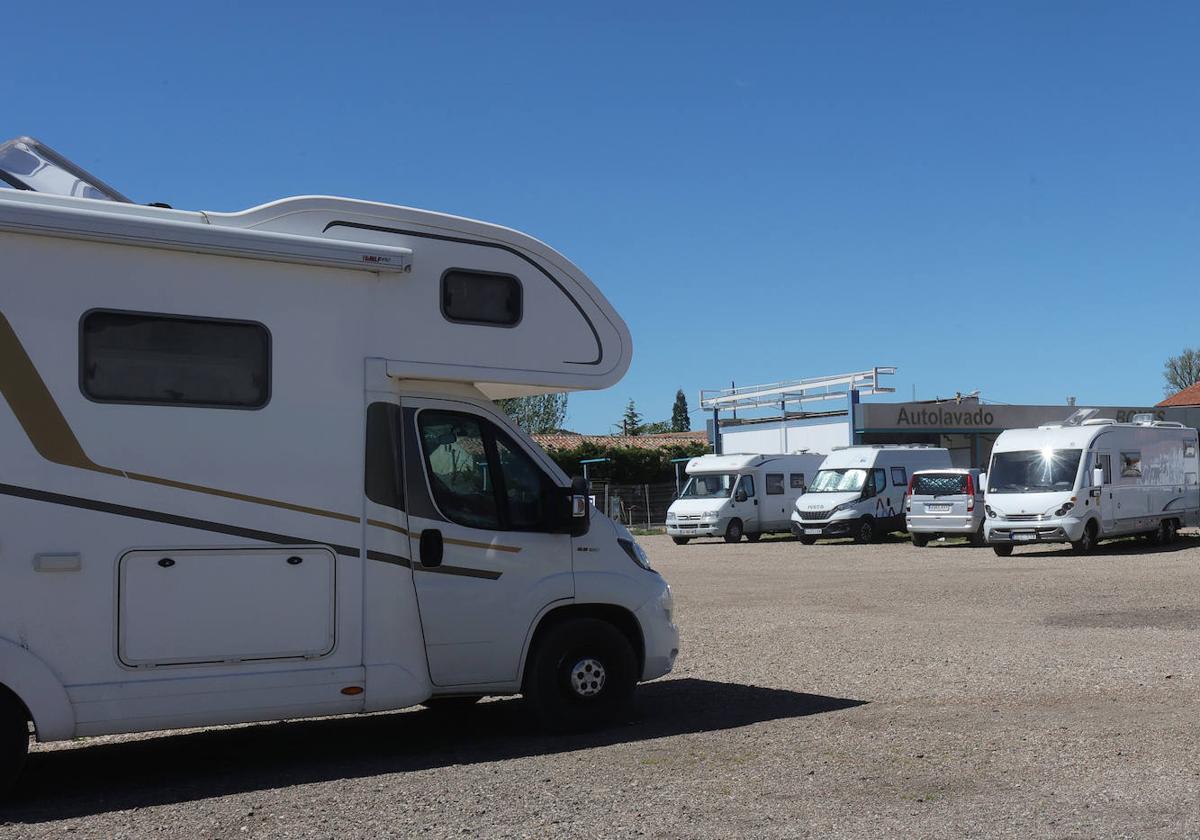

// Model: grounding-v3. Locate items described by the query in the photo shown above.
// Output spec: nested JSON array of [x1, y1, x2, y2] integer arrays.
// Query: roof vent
[[1130, 413, 1156, 426], [0, 136, 131, 203], [1062, 408, 1100, 427]]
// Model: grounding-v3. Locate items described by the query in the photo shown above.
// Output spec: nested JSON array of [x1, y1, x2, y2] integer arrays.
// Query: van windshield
[[809, 468, 867, 493], [680, 474, 736, 498], [988, 449, 1082, 493]]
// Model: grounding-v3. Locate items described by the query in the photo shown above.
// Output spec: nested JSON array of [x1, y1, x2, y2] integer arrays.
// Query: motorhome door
[[402, 396, 574, 687], [1094, 450, 1114, 530]]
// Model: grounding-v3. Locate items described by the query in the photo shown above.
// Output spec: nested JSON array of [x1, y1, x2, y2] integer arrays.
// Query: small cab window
[[765, 473, 785, 495], [790, 473, 806, 490], [891, 467, 907, 487], [441, 269, 522, 326], [738, 475, 755, 498], [81, 310, 269, 408], [365, 402, 404, 510], [864, 468, 887, 497]]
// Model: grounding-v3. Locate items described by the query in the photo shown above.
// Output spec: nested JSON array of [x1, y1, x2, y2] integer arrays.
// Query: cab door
[[1094, 450, 1115, 532], [402, 396, 574, 687]]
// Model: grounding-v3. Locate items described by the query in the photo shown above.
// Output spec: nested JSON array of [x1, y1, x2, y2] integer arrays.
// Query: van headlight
[[985, 505, 996, 519], [702, 511, 719, 522], [666, 510, 676, 522], [617, 538, 653, 571], [1054, 502, 1075, 517], [831, 503, 854, 514]]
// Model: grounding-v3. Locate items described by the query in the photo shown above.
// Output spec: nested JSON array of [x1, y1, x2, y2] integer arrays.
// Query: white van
[[791, 445, 952, 544], [0, 137, 678, 793], [984, 411, 1200, 556], [666, 453, 825, 544]]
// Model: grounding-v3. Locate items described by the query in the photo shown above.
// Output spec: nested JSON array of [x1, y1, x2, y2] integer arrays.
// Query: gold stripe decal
[[0, 311, 521, 555]]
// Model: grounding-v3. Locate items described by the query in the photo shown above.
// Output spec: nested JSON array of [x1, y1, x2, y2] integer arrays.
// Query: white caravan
[[0, 137, 677, 792], [791, 445, 952, 544], [984, 411, 1200, 556], [666, 453, 825, 544]]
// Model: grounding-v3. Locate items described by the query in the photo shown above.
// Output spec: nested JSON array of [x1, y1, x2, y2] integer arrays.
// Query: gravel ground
[[4, 532, 1200, 839]]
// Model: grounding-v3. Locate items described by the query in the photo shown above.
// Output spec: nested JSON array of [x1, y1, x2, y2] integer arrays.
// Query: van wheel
[[1071, 521, 1098, 555], [1166, 519, 1178, 544], [420, 695, 483, 712], [911, 533, 929, 548], [724, 519, 744, 543], [671, 536, 691, 546], [0, 691, 29, 798], [853, 517, 875, 544], [798, 535, 818, 545], [523, 617, 637, 733], [970, 522, 987, 547], [745, 532, 762, 543], [1154, 519, 1177, 546], [992, 544, 1014, 557]]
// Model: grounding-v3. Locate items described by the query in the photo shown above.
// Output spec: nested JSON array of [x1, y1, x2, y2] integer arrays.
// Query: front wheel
[[1071, 521, 1098, 555], [993, 544, 1014, 557], [671, 536, 691, 546], [724, 519, 744, 543], [523, 618, 637, 733], [745, 532, 762, 543], [0, 691, 29, 798], [911, 533, 929, 548], [853, 517, 875, 545]]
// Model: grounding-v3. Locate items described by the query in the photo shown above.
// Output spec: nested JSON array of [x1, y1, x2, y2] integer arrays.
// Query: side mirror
[[1092, 467, 1104, 488], [569, 476, 590, 537], [978, 473, 987, 493], [734, 490, 748, 503]]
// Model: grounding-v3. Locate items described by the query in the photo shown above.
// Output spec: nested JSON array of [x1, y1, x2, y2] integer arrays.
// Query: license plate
[[804, 528, 822, 535], [926, 504, 951, 513], [1012, 532, 1036, 542]]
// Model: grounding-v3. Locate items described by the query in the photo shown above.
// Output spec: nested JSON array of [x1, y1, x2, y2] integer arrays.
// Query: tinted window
[[739, 475, 755, 497], [441, 269, 522, 326], [891, 467, 907, 487], [790, 473, 806, 490], [81, 311, 269, 408], [911, 473, 967, 496], [873, 469, 887, 494], [418, 411, 500, 529], [765, 473, 784, 495], [495, 432, 553, 530], [365, 402, 404, 510]]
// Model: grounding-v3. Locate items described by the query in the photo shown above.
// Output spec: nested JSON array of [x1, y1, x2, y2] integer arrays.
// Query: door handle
[[419, 529, 443, 568]]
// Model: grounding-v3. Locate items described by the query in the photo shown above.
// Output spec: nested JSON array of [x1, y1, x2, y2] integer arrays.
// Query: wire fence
[[588, 481, 680, 528]]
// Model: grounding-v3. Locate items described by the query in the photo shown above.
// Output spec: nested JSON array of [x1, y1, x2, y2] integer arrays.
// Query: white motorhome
[[984, 410, 1200, 556], [665, 453, 825, 544], [0, 137, 678, 792], [791, 445, 952, 544]]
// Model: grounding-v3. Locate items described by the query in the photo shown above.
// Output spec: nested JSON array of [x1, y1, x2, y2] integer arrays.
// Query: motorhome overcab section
[[984, 412, 1200, 557], [666, 453, 824, 544], [0, 137, 678, 793], [791, 445, 952, 544]]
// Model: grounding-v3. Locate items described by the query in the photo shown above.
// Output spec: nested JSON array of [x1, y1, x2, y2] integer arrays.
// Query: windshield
[[809, 468, 868, 493], [912, 473, 968, 496], [988, 449, 1082, 493], [680, 473, 736, 499]]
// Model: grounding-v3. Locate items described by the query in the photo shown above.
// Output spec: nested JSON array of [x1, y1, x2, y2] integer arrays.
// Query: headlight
[[666, 511, 676, 522], [617, 538, 653, 571], [702, 511, 719, 521], [831, 503, 854, 514], [985, 505, 996, 519], [1054, 502, 1075, 517]]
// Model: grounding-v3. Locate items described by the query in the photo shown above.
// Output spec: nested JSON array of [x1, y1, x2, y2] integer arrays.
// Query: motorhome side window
[[790, 473, 806, 490], [80, 310, 269, 408], [417, 410, 555, 531], [441, 269, 522, 326], [765, 474, 785, 495], [365, 402, 404, 510], [891, 467, 907, 486]]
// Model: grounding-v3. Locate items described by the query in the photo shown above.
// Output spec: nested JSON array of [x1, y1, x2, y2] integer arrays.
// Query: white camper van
[[0, 137, 678, 792], [666, 453, 825, 544], [984, 411, 1200, 556], [791, 445, 952, 544]]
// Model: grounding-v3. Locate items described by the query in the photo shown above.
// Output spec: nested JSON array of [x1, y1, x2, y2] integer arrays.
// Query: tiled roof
[[532, 430, 709, 451], [1158, 383, 1200, 406]]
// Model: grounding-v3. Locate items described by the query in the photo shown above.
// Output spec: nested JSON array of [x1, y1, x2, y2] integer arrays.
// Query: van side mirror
[[734, 490, 747, 503], [568, 476, 590, 537], [978, 472, 987, 493], [1092, 467, 1104, 488]]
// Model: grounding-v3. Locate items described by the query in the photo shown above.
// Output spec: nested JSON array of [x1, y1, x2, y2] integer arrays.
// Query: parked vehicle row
[[668, 414, 1200, 556]]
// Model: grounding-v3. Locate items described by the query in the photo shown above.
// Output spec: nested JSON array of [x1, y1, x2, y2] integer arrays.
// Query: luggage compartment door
[[118, 547, 337, 667]]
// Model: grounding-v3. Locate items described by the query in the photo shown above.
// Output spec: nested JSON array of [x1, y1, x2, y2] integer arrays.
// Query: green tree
[[621, 399, 643, 435], [671, 389, 690, 432], [495, 393, 568, 434], [1163, 348, 1200, 396]]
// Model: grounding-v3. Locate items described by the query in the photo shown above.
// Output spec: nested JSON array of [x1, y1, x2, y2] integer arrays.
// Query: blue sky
[[7, 2, 1200, 432]]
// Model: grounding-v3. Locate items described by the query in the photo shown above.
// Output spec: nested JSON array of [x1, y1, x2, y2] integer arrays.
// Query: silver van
[[905, 468, 986, 546]]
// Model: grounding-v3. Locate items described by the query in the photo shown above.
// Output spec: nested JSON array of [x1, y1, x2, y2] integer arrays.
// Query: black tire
[[0, 691, 29, 798], [992, 544, 1014, 557], [798, 535, 818, 545], [1154, 518, 1177, 546], [671, 536, 691, 546], [970, 522, 987, 547], [724, 519, 744, 543], [420, 695, 483, 712], [745, 532, 762, 543], [1166, 519, 1178, 544], [1071, 521, 1098, 555], [911, 533, 929, 548], [523, 617, 637, 733], [852, 517, 875, 545]]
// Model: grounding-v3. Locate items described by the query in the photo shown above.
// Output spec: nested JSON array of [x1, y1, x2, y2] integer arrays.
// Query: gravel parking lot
[[4, 532, 1199, 839]]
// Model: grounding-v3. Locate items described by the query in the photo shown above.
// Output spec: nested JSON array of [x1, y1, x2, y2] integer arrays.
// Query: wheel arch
[[0, 637, 74, 741], [519, 603, 645, 690]]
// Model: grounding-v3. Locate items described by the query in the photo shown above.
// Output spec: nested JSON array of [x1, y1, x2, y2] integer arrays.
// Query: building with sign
[[703, 370, 1195, 468]]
